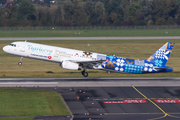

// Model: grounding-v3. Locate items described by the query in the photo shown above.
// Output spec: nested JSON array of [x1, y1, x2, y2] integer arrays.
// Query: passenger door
[[20, 43, 25, 52]]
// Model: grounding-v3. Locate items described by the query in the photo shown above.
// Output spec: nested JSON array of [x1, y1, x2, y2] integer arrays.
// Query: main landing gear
[[82, 69, 88, 77], [18, 57, 23, 66]]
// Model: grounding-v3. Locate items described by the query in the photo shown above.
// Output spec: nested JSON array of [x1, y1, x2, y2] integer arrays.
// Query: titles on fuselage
[[27, 45, 53, 55]]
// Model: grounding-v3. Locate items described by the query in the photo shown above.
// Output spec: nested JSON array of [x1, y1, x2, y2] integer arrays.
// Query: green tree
[[139, 0, 153, 22], [95, 1, 104, 24], [7, 5, 19, 26], [105, 0, 124, 25], [152, 0, 178, 25], [37, 6, 51, 26], [71, 0, 89, 26], [17, 0, 35, 20], [62, 0, 73, 22], [0, 8, 11, 27], [106, 0, 121, 15], [155, 17, 166, 25], [84, 0, 96, 25], [128, 2, 142, 21], [147, 20, 153, 26], [120, 0, 129, 21], [0, 8, 8, 27], [167, 17, 174, 25], [10, 5, 18, 19], [50, 5, 58, 26], [110, 12, 118, 23]]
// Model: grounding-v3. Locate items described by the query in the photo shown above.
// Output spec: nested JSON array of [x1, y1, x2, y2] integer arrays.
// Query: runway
[[1, 36, 180, 40], [0, 77, 180, 87], [1, 78, 180, 120]]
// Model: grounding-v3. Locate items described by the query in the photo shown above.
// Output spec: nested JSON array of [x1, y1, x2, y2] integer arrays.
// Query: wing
[[75, 60, 106, 69]]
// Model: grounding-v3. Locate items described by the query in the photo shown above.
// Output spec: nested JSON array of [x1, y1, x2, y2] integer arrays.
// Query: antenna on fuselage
[[25, 40, 27, 42]]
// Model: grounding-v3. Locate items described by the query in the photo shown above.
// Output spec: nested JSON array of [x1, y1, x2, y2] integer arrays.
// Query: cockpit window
[[9, 44, 16, 47]]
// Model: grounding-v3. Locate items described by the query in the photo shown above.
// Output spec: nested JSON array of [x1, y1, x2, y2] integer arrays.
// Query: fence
[[1, 25, 180, 31]]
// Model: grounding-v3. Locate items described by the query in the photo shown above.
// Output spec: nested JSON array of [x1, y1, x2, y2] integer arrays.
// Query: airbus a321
[[3, 41, 175, 77]]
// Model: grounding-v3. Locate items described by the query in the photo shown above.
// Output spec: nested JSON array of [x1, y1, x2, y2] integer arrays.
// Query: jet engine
[[61, 61, 81, 70]]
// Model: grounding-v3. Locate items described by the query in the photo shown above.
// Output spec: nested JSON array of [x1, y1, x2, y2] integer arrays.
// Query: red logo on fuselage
[[106, 58, 110, 62], [48, 56, 52, 59]]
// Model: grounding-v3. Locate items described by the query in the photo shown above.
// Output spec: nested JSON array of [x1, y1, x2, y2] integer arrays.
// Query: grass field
[[0, 29, 180, 37], [0, 88, 70, 117], [0, 39, 180, 77], [0, 117, 33, 120]]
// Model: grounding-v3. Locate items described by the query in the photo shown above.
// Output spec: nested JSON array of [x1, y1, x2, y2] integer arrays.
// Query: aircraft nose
[[3, 46, 8, 52]]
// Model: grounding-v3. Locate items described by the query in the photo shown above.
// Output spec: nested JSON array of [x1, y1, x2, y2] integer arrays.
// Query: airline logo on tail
[[166, 42, 175, 51], [145, 42, 175, 67]]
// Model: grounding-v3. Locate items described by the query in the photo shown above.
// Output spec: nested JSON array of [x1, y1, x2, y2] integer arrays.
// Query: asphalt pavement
[[1, 78, 180, 120], [0, 78, 180, 87], [29, 86, 180, 120], [1, 36, 180, 40]]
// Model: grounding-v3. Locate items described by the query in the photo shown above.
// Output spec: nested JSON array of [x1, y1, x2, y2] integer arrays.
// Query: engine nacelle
[[61, 61, 81, 70]]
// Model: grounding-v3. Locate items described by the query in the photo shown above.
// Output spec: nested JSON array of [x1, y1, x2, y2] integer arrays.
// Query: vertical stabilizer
[[145, 42, 175, 67]]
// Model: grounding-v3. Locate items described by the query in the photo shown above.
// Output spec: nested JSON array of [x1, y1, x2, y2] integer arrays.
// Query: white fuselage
[[3, 41, 105, 63]]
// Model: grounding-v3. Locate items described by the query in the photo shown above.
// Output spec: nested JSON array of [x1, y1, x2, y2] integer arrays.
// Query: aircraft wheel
[[82, 71, 88, 77], [18, 62, 22, 66]]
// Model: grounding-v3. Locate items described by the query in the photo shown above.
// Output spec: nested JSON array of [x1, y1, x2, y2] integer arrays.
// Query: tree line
[[0, 0, 180, 27]]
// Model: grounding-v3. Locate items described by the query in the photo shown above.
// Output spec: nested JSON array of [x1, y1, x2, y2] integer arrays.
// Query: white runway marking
[[0, 82, 58, 84]]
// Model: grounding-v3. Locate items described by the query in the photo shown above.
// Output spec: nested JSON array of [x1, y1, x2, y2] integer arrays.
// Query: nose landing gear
[[18, 57, 23, 66]]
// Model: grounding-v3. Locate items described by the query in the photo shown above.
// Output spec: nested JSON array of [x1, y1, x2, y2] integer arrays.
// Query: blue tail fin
[[145, 42, 175, 67]]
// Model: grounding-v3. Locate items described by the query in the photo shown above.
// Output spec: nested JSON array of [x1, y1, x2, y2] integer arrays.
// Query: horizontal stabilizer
[[153, 66, 172, 71]]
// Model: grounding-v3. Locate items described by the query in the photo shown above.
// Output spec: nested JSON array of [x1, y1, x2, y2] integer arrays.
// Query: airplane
[[3, 41, 175, 77]]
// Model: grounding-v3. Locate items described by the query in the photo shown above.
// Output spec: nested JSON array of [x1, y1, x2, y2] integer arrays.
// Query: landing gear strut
[[18, 57, 23, 66], [82, 69, 88, 77]]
